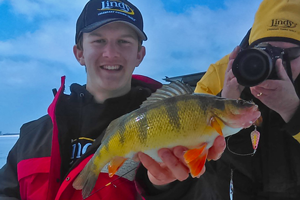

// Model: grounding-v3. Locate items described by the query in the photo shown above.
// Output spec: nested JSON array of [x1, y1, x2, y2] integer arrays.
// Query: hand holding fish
[[138, 135, 226, 186], [250, 59, 300, 122], [222, 46, 245, 99]]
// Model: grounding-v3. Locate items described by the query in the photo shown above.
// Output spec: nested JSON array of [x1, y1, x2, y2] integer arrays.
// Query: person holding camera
[[193, 0, 300, 199]]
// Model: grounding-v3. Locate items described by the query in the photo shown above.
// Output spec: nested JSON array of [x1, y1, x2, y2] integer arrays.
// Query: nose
[[102, 42, 119, 58]]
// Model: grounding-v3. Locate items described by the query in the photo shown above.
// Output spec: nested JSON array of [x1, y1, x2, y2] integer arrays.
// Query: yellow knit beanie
[[249, 0, 300, 46]]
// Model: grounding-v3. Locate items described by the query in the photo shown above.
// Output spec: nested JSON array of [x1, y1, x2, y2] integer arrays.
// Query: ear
[[135, 46, 146, 68], [73, 45, 85, 66]]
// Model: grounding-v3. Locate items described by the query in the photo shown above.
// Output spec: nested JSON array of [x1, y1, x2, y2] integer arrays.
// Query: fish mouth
[[234, 105, 261, 128], [219, 105, 261, 129]]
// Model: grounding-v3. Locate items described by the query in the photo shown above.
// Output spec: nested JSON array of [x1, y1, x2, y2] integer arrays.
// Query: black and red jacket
[[0, 75, 162, 200]]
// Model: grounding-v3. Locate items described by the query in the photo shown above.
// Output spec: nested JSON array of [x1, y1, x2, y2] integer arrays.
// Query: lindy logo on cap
[[271, 19, 297, 28], [99, 0, 134, 15]]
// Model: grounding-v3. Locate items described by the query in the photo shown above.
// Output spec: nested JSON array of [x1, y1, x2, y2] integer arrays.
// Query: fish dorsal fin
[[141, 81, 193, 108]]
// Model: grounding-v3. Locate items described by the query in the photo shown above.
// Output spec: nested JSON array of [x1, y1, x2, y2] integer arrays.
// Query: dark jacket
[[136, 76, 300, 200], [0, 75, 162, 200]]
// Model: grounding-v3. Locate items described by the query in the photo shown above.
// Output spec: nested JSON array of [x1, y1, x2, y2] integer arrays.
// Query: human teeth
[[103, 65, 119, 70]]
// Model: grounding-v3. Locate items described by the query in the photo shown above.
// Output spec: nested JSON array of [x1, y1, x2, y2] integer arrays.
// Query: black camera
[[232, 42, 285, 87]]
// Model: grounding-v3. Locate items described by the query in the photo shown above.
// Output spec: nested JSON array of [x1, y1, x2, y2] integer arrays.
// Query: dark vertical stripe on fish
[[118, 120, 127, 145], [104, 142, 109, 152], [165, 97, 181, 130]]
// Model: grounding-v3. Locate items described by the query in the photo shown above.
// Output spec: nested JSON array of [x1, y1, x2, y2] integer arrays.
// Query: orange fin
[[210, 116, 223, 136], [184, 143, 206, 163], [184, 144, 208, 177], [108, 157, 127, 178], [254, 116, 263, 127]]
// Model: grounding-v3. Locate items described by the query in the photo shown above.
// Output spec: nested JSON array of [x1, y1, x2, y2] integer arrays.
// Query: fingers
[[222, 46, 245, 99], [275, 59, 289, 80], [138, 152, 164, 177], [250, 87, 267, 99], [173, 146, 188, 165], [138, 149, 190, 185], [138, 152, 175, 185], [226, 59, 236, 81], [140, 136, 227, 186], [231, 46, 241, 59], [226, 46, 240, 73], [158, 148, 190, 181], [207, 136, 226, 161]]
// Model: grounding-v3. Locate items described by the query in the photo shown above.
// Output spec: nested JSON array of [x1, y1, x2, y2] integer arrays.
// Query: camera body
[[232, 42, 285, 87]]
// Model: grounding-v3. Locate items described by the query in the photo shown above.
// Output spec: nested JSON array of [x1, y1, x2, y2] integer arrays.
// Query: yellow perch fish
[[73, 81, 261, 198]]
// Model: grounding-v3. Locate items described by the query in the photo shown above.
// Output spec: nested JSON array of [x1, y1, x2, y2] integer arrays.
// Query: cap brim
[[80, 18, 147, 41]]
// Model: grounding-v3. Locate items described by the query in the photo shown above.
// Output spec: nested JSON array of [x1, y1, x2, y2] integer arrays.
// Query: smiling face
[[74, 22, 145, 103]]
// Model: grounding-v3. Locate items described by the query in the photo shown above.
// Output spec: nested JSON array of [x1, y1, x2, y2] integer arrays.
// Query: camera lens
[[232, 48, 273, 87], [239, 51, 268, 80]]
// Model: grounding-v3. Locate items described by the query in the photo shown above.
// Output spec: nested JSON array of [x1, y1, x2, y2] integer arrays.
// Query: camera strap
[[282, 54, 294, 83]]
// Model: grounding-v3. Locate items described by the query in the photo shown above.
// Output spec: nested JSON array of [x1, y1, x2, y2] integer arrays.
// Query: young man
[[195, 0, 300, 199], [0, 0, 225, 199]]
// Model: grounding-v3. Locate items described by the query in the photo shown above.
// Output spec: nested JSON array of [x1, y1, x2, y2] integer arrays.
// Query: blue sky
[[0, 0, 262, 134]]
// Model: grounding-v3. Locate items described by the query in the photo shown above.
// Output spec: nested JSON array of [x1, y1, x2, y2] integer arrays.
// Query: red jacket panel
[[56, 155, 137, 200], [18, 157, 51, 200]]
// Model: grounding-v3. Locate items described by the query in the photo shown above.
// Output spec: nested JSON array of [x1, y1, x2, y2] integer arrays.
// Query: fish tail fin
[[73, 162, 100, 199], [108, 156, 128, 177], [184, 143, 208, 177], [210, 116, 223, 136]]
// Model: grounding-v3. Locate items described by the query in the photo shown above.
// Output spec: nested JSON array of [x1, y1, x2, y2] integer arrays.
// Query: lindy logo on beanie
[[99, 0, 135, 16], [271, 19, 297, 29]]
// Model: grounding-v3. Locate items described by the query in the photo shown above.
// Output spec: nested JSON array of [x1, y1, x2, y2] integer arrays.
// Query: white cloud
[[133, 0, 262, 80], [0, 19, 78, 68], [9, 0, 85, 20], [0, 59, 64, 88], [1, 0, 263, 83]]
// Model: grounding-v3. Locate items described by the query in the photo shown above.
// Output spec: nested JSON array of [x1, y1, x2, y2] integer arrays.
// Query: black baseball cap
[[75, 0, 147, 44]]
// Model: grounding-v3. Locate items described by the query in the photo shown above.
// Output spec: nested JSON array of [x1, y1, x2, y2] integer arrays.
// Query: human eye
[[285, 46, 300, 60], [95, 39, 106, 43], [118, 39, 130, 44]]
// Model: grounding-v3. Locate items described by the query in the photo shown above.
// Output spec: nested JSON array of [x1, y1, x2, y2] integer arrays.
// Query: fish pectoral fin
[[108, 157, 127, 178], [184, 143, 206, 163], [210, 116, 223, 136], [184, 144, 208, 177]]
